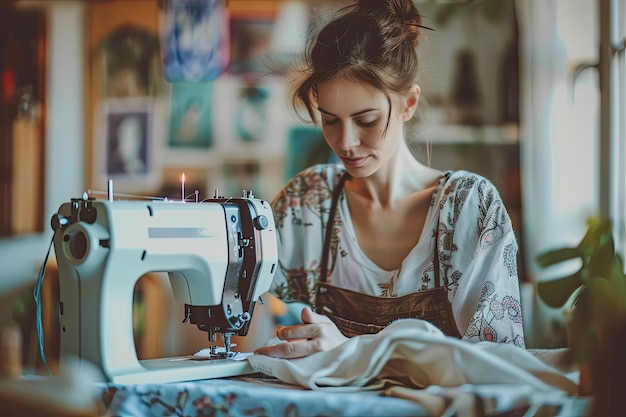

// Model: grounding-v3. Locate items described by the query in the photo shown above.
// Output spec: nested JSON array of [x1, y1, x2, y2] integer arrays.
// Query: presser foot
[[208, 349, 240, 359], [208, 333, 238, 359]]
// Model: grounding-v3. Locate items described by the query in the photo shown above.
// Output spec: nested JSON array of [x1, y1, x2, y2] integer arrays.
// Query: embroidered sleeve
[[439, 172, 525, 347], [269, 165, 340, 306]]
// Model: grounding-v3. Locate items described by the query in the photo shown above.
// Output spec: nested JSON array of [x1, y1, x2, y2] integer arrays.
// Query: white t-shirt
[[270, 163, 525, 347]]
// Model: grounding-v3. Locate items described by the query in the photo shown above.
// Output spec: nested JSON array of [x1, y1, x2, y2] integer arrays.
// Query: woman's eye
[[357, 120, 377, 128], [323, 118, 339, 126]]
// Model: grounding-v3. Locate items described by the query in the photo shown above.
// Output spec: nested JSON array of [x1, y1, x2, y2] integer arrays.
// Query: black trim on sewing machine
[[185, 197, 264, 344]]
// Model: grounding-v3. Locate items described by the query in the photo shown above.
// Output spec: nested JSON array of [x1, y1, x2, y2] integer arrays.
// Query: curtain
[[516, 0, 599, 348]]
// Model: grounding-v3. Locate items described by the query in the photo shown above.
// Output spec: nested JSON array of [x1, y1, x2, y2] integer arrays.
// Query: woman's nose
[[337, 124, 360, 150]]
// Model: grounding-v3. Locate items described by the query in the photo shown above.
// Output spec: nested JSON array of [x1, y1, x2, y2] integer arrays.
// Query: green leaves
[[536, 218, 622, 308], [536, 272, 583, 309]]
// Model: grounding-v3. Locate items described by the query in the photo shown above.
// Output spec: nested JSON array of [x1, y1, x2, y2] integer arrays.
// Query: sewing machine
[[50, 188, 278, 384]]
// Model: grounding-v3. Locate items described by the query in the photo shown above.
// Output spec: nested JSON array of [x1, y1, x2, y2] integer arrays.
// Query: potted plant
[[536, 217, 626, 415]]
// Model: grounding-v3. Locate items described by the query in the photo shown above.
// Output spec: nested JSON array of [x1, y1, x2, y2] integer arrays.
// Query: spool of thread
[[0, 325, 22, 378]]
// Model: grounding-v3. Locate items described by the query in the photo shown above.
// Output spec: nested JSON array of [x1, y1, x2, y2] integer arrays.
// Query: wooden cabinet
[[0, 6, 47, 237]]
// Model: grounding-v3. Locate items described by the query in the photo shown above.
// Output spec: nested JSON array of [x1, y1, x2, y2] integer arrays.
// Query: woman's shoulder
[[271, 164, 344, 222], [440, 170, 501, 195], [437, 170, 506, 212], [442, 169, 491, 185], [279, 163, 346, 196]]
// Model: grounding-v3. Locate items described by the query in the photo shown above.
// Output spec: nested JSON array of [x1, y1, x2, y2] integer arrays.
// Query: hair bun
[[356, 0, 424, 47]]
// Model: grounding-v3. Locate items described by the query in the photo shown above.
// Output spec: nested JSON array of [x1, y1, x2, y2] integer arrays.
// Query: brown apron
[[315, 172, 461, 338]]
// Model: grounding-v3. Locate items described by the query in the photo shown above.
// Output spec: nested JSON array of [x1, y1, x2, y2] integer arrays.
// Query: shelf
[[415, 123, 520, 145]]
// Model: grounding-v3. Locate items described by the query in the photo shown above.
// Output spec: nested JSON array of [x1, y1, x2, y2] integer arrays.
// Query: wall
[[0, 0, 531, 353], [83, 0, 311, 203], [0, 3, 85, 330]]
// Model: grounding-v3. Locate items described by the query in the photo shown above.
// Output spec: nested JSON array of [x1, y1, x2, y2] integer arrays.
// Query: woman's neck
[[345, 141, 440, 209]]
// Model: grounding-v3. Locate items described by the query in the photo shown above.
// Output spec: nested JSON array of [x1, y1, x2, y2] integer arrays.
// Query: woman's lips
[[341, 156, 369, 167]]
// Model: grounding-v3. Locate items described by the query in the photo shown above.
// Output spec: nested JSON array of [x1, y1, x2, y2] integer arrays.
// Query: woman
[[255, 0, 525, 359]]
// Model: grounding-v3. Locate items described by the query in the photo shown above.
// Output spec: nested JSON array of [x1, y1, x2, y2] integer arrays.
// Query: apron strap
[[434, 221, 441, 288], [433, 173, 450, 289], [320, 171, 350, 284]]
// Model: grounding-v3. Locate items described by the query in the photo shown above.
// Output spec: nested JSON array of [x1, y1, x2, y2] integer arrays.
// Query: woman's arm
[[441, 173, 525, 347]]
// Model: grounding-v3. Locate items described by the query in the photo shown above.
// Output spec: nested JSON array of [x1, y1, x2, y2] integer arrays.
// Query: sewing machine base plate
[[107, 356, 254, 384]]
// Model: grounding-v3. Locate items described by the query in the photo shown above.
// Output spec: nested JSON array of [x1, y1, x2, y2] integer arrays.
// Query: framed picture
[[94, 98, 161, 194], [233, 83, 272, 143], [160, 0, 230, 83], [211, 74, 289, 160], [168, 82, 214, 149], [106, 109, 149, 175], [229, 19, 273, 75], [98, 25, 162, 97]]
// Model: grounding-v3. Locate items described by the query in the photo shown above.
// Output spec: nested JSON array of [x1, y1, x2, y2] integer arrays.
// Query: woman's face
[[316, 77, 416, 179]]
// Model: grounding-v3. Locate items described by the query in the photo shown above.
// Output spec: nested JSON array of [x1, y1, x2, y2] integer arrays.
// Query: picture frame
[[228, 4, 278, 76], [211, 74, 288, 159], [93, 98, 161, 194], [160, 0, 230, 83], [167, 82, 214, 149], [98, 25, 162, 97]]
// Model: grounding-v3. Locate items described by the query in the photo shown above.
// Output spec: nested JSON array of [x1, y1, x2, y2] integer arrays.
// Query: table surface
[[97, 374, 593, 417]]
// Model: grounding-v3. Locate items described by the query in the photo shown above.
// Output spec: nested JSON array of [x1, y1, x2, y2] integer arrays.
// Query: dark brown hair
[[290, 0, 424, 127]]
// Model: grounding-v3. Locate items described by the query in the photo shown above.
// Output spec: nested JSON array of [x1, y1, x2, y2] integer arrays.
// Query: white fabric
[[270, 164, 525, 346], [248, 319, 579, 415], [248, 319, 575, 393]]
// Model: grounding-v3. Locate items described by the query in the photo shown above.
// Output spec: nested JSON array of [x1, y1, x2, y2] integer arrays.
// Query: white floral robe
[[269, 163, 525, 347]]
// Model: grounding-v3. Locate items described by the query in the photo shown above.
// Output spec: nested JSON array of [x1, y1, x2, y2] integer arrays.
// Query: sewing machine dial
[[55, 222, 109, 267]]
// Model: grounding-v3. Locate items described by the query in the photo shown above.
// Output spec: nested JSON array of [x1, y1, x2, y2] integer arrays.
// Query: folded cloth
[[384, 384, 590, 417], [247, 319, 578, 396]]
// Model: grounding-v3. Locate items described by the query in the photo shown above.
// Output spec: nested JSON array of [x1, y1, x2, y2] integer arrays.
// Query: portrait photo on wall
[[98, 24, 162, 97], [168, 82, 214, 149], [93, 98, 164, 195], [105, 102, 152, 177]]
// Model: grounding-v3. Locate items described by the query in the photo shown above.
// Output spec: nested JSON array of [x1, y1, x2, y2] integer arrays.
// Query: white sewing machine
[[50, 188, 277, 384]]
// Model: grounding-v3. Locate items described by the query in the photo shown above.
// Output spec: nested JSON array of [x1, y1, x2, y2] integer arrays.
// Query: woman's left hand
[[254, 307, 348, 358]]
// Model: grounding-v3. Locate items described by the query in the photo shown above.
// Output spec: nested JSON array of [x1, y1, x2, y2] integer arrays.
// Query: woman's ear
[[402, 84, 420, 121]]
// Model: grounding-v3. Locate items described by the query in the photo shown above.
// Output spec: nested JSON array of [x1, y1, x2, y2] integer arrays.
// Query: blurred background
[[0, 0, 623, 372]]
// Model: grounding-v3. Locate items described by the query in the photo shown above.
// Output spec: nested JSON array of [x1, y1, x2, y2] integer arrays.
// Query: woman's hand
[[254, 307, 348, 358]]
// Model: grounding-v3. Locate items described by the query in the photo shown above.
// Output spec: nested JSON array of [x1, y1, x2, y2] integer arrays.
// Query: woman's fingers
[[253, 308, 349, 358], [276, 323, 323, 341], [300, 306, 333, 325], [254, 339, 319, 359]]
